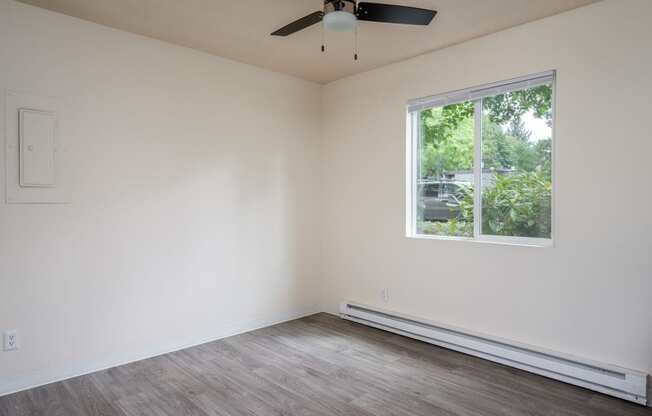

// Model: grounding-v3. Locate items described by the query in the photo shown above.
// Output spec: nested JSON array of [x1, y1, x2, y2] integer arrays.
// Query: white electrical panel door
[[5, 91, 67, 204], [19, 109, 57, 187]]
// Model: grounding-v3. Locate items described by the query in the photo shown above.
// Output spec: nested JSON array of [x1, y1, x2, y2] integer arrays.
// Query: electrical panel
[[5, 91, 68, 204]]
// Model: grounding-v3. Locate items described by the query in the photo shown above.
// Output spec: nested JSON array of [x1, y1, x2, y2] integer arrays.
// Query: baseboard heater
[[340, 302, 648, 406]]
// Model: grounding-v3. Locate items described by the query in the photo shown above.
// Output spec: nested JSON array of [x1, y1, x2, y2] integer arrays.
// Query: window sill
[[406, 233, 553, 248]]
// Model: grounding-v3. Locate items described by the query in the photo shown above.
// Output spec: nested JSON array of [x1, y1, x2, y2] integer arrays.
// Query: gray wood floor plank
[[1, 313, 650, 416]]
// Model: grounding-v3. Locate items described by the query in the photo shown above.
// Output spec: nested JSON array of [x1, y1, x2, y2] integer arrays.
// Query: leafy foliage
[[419, 104, 474, 177], [423, 172, 552, 239], [417, 219, 473, 237], [482, 116, 551, 176], [419, 85, 553, 180], [417, 84, 554, 239], [420, 102, 474, 151], [481, 172, 551, 238], [483, 85, 553, 126]]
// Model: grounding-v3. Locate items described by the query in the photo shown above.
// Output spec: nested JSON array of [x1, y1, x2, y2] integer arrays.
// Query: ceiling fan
[[271, 0, 437, 59]]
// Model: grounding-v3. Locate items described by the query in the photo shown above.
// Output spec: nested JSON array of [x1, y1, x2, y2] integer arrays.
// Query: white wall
[[321, 0, 652, 376], [0, 0, 322, 394], [2, 0, 651, 399]]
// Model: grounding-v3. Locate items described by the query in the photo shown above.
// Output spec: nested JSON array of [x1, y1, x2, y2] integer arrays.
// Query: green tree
[[419, 104, 474, 178], [420, 101, 474, 150], [481, 116, 551, 175], [482, 85, 553, 126], [530, 139, 552, 181], [419, 85, 553, 178], [507, 119, 530, 141], [482, 118, 516, 170]]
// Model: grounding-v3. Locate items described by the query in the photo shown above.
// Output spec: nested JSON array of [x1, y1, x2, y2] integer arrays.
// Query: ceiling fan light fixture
[[323, 11, 357, 32], [270, 0, 437, 39]]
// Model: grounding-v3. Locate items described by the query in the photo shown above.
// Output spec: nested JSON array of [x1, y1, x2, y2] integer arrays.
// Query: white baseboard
[[340, 301, 648, 406], [0, 305, 319, 397]]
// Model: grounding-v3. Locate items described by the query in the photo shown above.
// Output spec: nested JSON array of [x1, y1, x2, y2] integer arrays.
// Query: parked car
[[417, 181, 469, 221]]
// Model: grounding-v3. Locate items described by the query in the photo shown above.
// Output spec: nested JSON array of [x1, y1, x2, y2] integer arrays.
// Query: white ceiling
[[17, 0, 599, 84]]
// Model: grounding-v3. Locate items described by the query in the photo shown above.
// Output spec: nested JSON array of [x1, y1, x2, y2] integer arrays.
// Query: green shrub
[[418, 219, 473, 237], [481, 172, 551, 238], [421, 172, 551, 239]]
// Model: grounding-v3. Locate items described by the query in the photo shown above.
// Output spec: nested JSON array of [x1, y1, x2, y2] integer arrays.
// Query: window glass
[[416, 101, 475, 237], [409, 73, 554, 245], [481, 84, 553, 239]]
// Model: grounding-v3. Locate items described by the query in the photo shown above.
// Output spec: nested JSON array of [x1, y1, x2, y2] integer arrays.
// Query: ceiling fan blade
[[271, 11, 324, 36], [356, 2, 436, 25]]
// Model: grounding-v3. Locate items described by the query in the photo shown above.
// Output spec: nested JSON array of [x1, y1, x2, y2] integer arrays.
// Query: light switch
[[19, 109, 57, 187]]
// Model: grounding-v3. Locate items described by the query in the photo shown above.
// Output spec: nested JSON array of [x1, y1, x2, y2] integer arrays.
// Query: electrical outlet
[[381, 288, 389, 303], [3, 330, 18, 351]]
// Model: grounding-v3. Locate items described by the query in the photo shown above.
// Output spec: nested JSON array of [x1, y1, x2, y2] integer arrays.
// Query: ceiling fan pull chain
[[354, 23, 358, 61], [321, 8, 327, 53]]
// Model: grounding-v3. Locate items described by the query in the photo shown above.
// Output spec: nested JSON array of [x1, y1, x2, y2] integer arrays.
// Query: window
[[407, 72, 554, 246]]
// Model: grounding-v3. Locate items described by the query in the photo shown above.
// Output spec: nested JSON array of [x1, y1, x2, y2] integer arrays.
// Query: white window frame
[[406, 71, 556, 247]]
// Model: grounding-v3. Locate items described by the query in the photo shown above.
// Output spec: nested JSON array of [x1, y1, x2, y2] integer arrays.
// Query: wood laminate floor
[[1, 313, 650, 416]]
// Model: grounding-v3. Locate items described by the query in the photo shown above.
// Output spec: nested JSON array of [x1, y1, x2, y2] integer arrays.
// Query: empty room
[[1, 0, 651, 414]]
